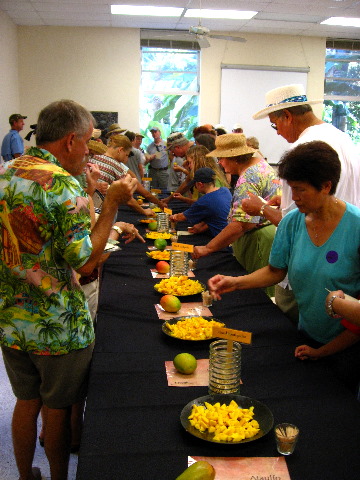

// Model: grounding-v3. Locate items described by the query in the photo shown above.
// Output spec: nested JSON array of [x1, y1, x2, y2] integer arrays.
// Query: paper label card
[[150, 269, 195, 279], [164, 207, 172, 215], [151, 188, 161, 194], [187, 456, 291, 480], [165, 359, 209, 386], [172, 242, 194, 253], [154, 302, 212, 320], [212, 326, 252, 345], [142, 177, 152, 181]]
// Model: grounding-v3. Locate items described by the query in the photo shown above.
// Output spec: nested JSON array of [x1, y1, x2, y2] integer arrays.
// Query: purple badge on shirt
[[326, 251, 338, 263]]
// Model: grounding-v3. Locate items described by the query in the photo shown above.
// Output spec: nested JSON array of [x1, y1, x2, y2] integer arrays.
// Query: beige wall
[[17, 26, 140, 138], [200, 34, 326, 125], [1, 22, 326, 143], [0, 11, 20, 140]]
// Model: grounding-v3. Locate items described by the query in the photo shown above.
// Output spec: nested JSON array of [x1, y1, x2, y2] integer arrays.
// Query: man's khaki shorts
[[1, 342, 94, 408]]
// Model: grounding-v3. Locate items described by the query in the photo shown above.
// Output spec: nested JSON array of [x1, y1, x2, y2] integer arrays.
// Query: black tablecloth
[[77, 201, 360, 480]]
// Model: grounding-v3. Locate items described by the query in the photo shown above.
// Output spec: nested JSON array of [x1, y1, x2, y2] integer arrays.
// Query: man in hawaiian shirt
[[0, 100, 137, 480]]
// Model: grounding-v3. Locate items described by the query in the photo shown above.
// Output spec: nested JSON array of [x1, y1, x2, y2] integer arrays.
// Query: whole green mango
[[175, 460, 215, 480]]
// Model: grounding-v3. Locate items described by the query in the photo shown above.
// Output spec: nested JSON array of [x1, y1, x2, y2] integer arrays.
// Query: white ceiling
[[1, 0, 360, 40]]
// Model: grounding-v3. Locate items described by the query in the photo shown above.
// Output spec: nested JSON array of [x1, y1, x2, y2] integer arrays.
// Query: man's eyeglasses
[[271, 123, 277, 131]]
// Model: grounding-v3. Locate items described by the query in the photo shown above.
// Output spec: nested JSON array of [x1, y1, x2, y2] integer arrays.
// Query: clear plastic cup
[[275, 423, 299, 455]]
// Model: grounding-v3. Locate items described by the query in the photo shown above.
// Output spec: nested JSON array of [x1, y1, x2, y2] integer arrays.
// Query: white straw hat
[[253, 84, 323, 120], [206, 133, 255, 158]]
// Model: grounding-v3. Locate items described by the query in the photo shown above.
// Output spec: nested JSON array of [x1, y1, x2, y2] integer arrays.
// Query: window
[[324, 41, 360, 144], [140, 44, 200, 147]]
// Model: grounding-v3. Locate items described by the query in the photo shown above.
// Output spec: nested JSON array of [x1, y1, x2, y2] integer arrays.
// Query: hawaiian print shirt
[[0, 147, 95, 355], [230, 158, 281, 225]]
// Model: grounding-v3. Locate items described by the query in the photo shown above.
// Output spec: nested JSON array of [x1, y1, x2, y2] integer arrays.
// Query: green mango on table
[[175, 460, 215, 480]]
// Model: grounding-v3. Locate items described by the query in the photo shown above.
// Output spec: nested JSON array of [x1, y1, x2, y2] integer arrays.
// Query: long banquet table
[[77, 200, 360, 480]]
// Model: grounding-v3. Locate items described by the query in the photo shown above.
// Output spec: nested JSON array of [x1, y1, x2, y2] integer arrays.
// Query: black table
[[77, 202, 360, 480]]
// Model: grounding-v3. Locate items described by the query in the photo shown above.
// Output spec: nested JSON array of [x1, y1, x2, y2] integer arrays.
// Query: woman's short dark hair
[[278, 141, 341, 195], [231, 153, 255, 164]]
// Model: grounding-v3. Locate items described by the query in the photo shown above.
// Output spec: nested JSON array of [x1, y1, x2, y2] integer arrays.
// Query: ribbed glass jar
[[143, 180, 151, 191], [170, 250, 189, 277], [156, 212, 169, 233], [208, 339, 241, 395]]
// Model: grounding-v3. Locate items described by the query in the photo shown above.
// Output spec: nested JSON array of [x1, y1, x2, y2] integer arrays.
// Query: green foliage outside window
[[323, 47, 360, 144], [140, 47, 199, 147]]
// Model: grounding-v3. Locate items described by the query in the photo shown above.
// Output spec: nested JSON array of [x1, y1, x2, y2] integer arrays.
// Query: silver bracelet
[[326, 295, 341, 318], [259, 204, 267, 216]]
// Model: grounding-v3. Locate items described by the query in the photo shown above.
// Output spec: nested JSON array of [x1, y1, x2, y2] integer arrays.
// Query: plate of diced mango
[[146, 250, 171, 261], [181, 395, 273, 444], [162, 316, 225, 341], [154, 276, 205, 296]]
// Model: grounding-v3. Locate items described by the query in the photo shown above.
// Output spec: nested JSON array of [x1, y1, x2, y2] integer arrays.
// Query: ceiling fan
[[187, 0, 246, 48], [188, 24, 246, 48], [141, 1, 247, 48]]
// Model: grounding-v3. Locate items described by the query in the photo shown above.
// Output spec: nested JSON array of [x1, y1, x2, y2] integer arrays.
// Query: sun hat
[[166, 132, 189, 150], [253, 84, 323, 120], [188, 167, 216, 187], [105, 123, 126, 138], [206, 133, 255, 158], [87, 140, 107, 155], [232, 123, 243, 131]]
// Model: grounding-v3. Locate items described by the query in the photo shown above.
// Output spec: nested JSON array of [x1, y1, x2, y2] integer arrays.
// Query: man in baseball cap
[[166, 132, 193, 158], [145, 127, 169, 189], [169, 167, 232, 238], [1, 113, 27, 162]]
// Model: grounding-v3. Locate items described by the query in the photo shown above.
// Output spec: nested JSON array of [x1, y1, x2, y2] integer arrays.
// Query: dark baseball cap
[[9, 114, 27, 123], [188, 167, 215, 187]]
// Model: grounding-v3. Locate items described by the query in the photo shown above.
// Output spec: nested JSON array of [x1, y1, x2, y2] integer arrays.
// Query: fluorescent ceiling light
[[185, 9, 257, 20], [111, 5, 183, 16], [321, 17, 360, 27]]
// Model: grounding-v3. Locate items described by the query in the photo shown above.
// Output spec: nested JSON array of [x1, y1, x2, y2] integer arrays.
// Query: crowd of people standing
[[1, 83, 360, 480]]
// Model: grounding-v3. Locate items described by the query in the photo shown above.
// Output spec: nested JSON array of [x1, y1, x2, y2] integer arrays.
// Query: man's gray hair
[[272, 104, 313, 118], [36, 99, 95, 145]]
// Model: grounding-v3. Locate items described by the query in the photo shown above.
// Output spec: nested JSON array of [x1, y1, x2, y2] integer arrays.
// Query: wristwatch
[[111, 225, 123, 236], [326, 295, 341, 318], [259, 204, 267, 216]]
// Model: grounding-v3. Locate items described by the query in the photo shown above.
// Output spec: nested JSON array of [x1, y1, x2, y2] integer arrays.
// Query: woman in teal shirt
[[209, 140, 360, 365]]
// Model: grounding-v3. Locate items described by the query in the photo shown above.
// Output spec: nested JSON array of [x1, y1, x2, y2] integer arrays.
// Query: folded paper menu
[[165, 359, 209, 386], [187, 456, 291, 480], [150, 269, 195, 279], [154, 302, 212, 320], [104, 238, 121, 253]]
